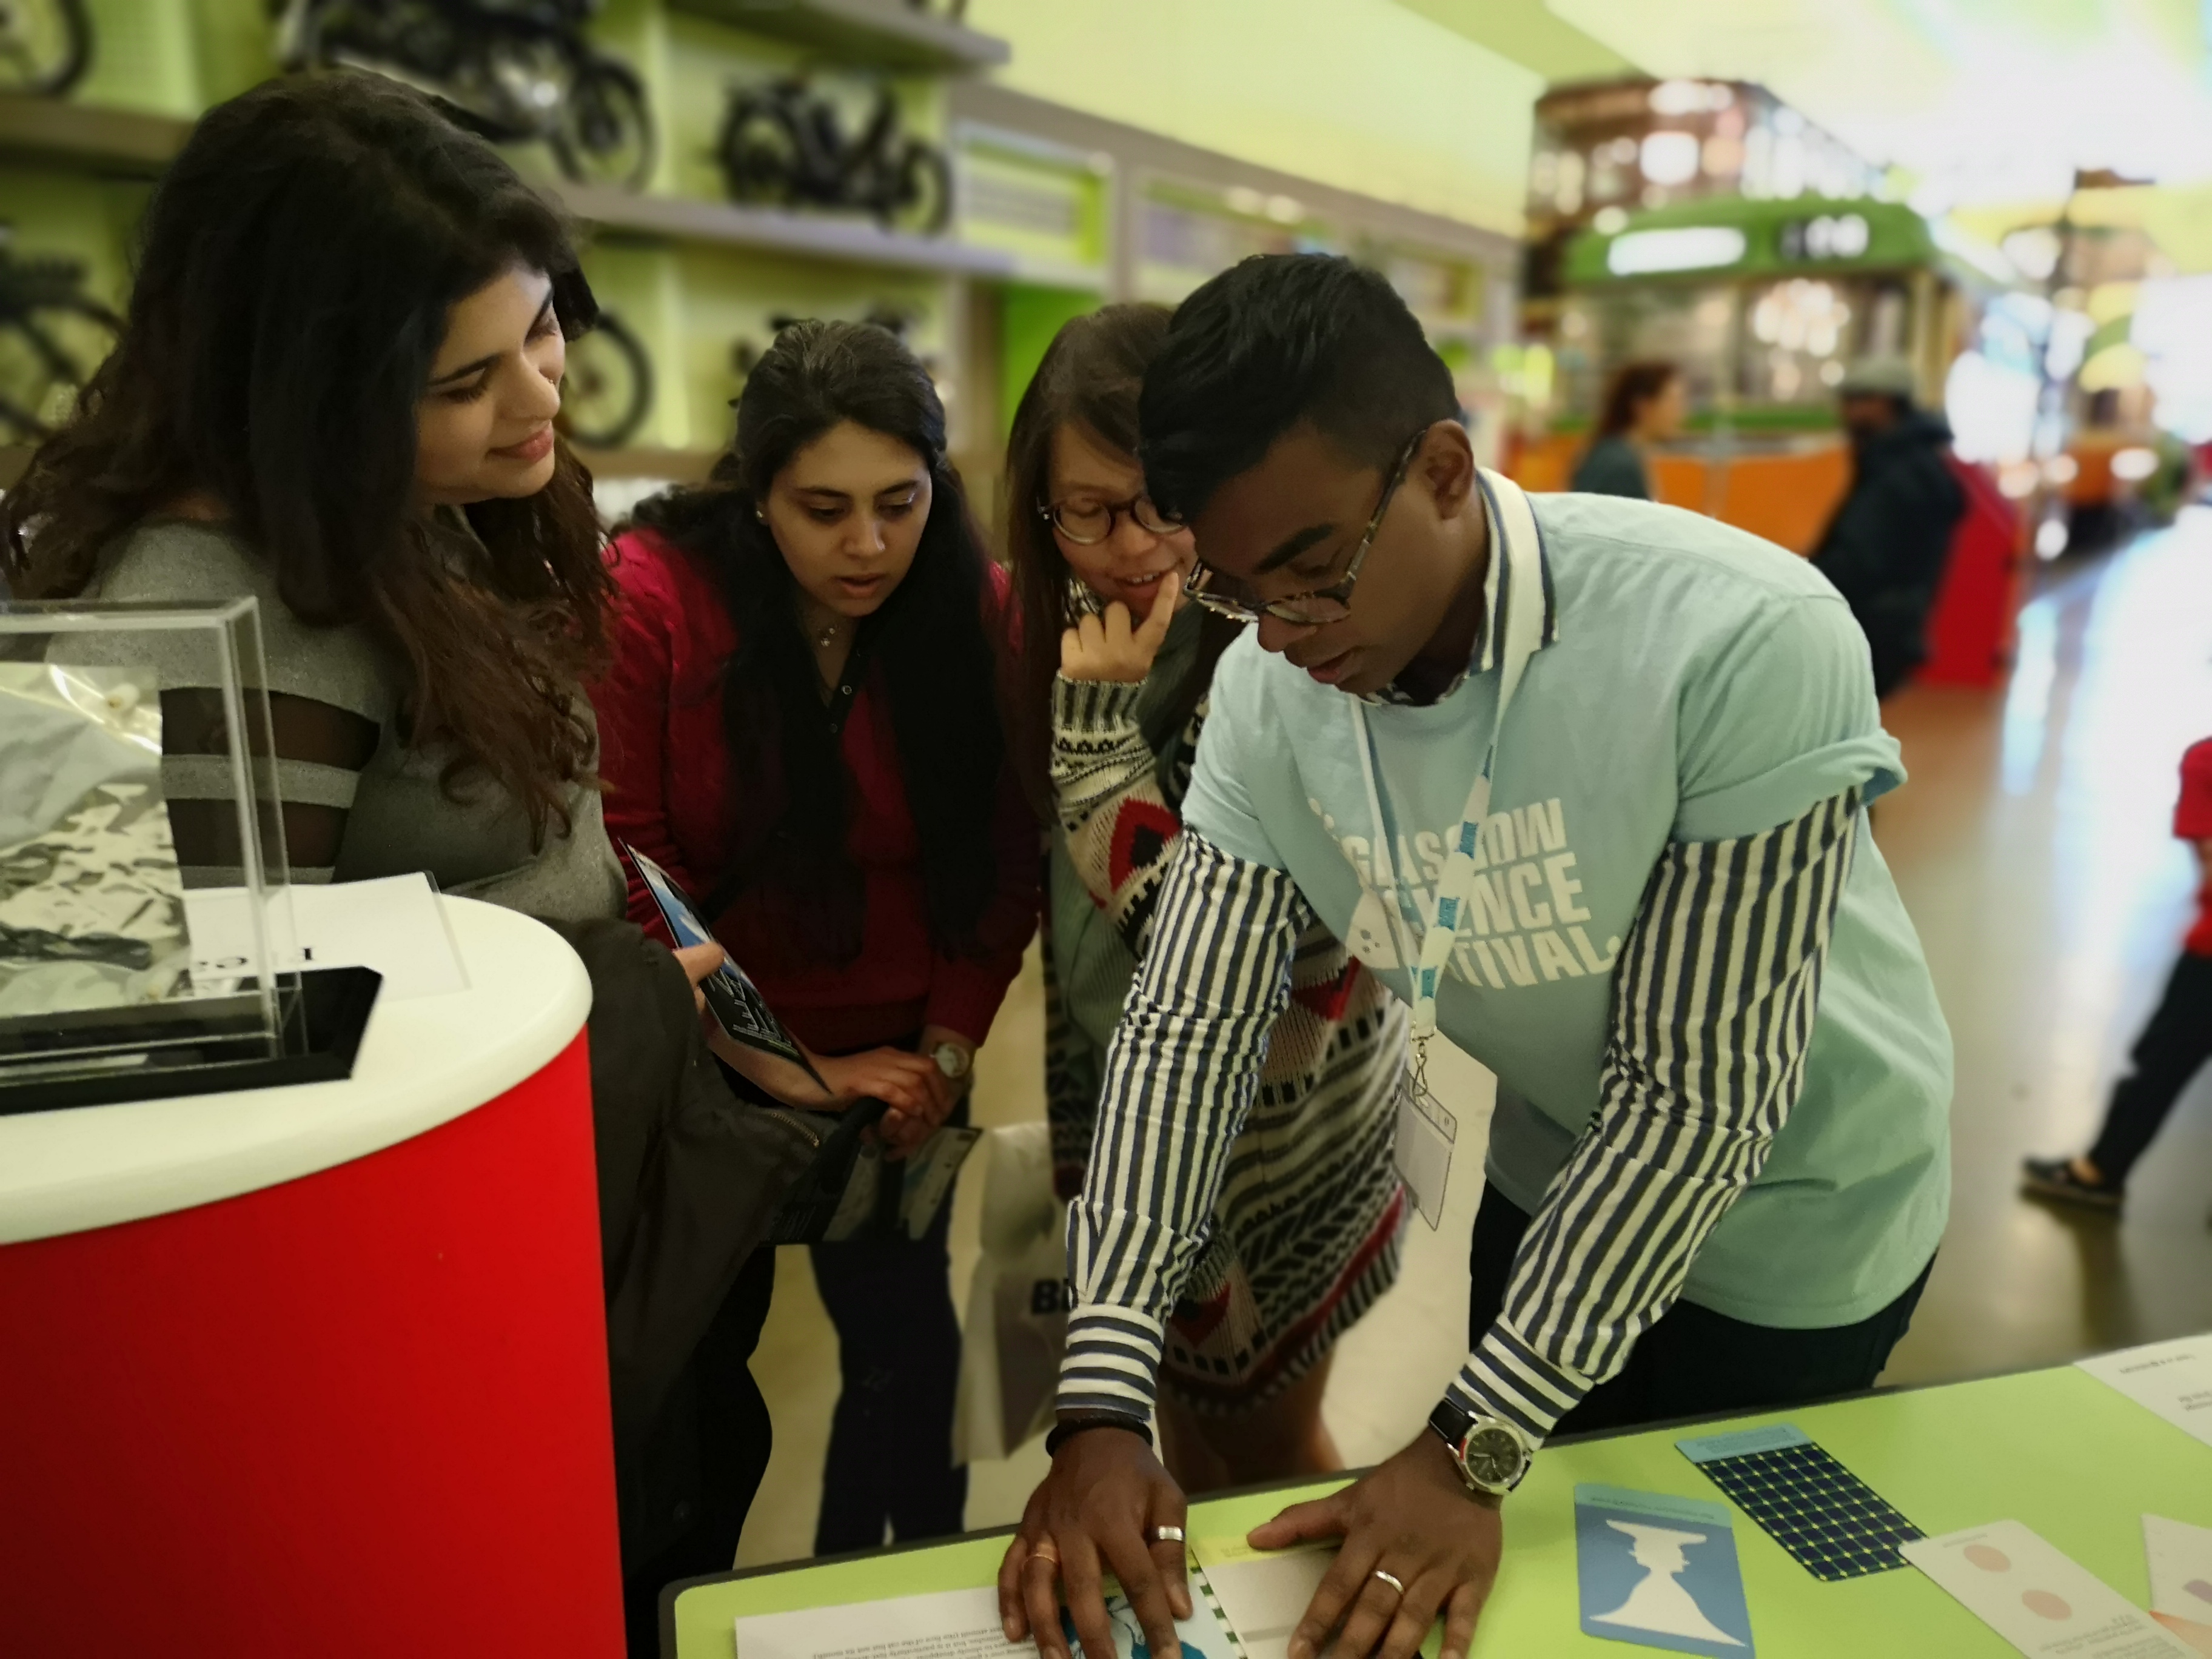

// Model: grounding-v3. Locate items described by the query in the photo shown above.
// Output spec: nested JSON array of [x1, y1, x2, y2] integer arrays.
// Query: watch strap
[[1428, 1396, 1474, 1449], [1045, 1412, 1153, 1458]]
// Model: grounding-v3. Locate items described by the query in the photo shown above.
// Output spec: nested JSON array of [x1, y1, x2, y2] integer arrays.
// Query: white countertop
[[0, 897, 592, 1246]]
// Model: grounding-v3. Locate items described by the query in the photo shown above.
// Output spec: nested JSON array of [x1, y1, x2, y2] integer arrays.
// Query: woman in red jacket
[[594, 319, 1040, 1553]]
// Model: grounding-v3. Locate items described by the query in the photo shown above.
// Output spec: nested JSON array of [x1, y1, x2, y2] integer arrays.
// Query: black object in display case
[[0, 965, 383, 1116]]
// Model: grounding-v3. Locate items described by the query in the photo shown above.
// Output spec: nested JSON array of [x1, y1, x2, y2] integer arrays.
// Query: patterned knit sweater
[[1045, 641, 1408, 1401]]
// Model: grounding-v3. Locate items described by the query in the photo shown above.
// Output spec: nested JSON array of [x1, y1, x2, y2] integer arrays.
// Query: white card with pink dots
[[1903, 1520, 2194, 1658]]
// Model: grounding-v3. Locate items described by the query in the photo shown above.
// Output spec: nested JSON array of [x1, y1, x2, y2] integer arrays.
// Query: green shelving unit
[[0, 0, 1016, 468], [663, 0, 1008, 73], [0, 96, 188, 175], [558, 182, 1013, 278]]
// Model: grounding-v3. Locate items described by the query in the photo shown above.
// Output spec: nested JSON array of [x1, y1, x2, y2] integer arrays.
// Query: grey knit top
[[73, 517, 623, 922]]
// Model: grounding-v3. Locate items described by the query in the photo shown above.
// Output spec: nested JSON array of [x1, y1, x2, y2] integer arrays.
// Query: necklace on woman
[[799, 598, 851, 702]]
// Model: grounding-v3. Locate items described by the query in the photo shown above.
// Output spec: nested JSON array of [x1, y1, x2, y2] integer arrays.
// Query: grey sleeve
[[85, 523, 393, 722]]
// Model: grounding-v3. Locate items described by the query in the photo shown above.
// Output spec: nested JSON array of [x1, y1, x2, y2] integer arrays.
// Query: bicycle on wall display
[[272, 0, 657, 191], [558, 308, 653, 450], [0, 227, 121, 445], [717, 75, 952, 236], [0, 0, 91, 96]]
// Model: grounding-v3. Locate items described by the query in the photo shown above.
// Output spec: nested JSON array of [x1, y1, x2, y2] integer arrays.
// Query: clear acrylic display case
[[1, 596, 377, 1113]]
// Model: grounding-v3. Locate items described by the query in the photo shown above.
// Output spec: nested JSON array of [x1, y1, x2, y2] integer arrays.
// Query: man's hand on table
[[998, 1424, 1503, 1659], [1249, 1430, 1502, 1659], [999, 1426, 1190, 1659]]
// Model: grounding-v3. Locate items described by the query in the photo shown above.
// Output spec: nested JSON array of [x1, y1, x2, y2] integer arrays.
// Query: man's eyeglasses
[[1040, 494, 1184, 546], [1185, 431, 1426, 626]]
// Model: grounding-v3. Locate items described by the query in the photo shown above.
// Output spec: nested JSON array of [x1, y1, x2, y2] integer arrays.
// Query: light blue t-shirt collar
[[1360, 470, 1563, 708]]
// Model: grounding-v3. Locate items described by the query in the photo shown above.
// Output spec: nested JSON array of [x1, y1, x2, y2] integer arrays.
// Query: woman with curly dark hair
[[3, 73, 808, 1654], [594, 317, 1041, 1558], [4, 72, 620, 907]]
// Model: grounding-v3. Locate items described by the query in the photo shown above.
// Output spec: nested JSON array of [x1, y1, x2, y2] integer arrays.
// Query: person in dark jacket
[[1809, 359, 1967, 699], [1571, 360, 1685, 499]]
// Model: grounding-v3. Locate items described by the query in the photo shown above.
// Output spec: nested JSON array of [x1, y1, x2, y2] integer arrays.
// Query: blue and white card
[[1577, 1484, 1756, 1656]]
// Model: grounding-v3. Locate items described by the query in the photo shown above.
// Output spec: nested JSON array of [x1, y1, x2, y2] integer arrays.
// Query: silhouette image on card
[[1576, 1486, 1756, 1655]]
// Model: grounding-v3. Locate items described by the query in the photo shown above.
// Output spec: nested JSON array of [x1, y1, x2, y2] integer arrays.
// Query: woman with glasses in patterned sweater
[[1002, 304, 1409, 1492]]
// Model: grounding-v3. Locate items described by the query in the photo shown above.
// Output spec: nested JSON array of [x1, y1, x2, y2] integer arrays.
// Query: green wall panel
[[997, 283, 1098, 440]]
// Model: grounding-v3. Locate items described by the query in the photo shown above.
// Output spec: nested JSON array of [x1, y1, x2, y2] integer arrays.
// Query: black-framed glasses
[[1040, 493, 1184, 546], [1186, 430, 1425, 626]]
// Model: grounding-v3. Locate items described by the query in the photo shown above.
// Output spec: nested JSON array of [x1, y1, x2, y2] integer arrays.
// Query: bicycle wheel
[[0, 292, 119, 443], [560, 310, 653, 449], [552, 55, 655, 193], [0, 0, 91, 96], [717, 94, 802, 209], [895, 140, 953, 236]]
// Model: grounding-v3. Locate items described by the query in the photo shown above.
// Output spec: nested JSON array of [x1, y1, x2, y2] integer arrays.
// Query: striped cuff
[[1051, 674, 1147, 742], [1056, 1306, 1167, 1417], [1448, 1319, 1595, 1451]]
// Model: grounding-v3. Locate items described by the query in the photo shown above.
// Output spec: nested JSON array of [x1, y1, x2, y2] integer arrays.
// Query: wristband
[[1044, 1412, 1152, 1458]]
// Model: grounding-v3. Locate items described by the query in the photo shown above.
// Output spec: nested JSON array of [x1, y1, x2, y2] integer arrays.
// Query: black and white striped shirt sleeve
[[1057, 830, 1310, 1418], [1452, 786, 1863, 1446]]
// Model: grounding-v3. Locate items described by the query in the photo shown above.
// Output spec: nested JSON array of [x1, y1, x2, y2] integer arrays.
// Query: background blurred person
[[594, 319, 1041, 1563], [1570, 360, 1684, 499], [1809, 358, 1967, 699], [1003, 304, 1410, 1492], [2023, 737, 2212, 1213], [0, 73, 820, 1655]]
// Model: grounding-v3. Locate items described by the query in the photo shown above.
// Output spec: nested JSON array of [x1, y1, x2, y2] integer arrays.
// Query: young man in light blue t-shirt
[[996, 256, 1952, 1659]]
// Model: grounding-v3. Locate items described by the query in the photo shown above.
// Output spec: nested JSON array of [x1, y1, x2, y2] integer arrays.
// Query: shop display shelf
[[557, 182, 1015, 276], [571, 444, 720, 481], [665, 0, 1008, 73], [0, 97, 190, 176]]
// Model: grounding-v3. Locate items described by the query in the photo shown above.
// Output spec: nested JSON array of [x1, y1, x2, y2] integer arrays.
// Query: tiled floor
[[733, 509, 2212, 1568]]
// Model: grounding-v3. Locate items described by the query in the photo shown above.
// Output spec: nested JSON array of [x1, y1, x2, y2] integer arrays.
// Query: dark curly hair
[[1, 72, 612, 840], [628, 319, 1006, 964]]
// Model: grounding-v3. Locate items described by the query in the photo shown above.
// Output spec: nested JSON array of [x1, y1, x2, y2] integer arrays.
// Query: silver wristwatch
[[931, 1041, 971, 1081], [1427, 1398, 1532, 1497]]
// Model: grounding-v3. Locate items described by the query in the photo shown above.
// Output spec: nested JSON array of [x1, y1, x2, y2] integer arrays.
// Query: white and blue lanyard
[[1350, 468, 1549, 1079]]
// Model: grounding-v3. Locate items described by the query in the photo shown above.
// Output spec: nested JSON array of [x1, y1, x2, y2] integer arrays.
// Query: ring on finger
[[1370, 1568, 1406, 1597], [1150, 1525, 1186, 1545], [1025, 1542, 1062, 1570]]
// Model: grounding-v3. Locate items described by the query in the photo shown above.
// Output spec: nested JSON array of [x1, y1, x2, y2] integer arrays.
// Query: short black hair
[[1139, 253, 1458, 519]]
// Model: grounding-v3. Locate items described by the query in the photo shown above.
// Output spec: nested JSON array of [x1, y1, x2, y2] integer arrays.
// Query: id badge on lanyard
[[1364, 470, 1548, 1227]]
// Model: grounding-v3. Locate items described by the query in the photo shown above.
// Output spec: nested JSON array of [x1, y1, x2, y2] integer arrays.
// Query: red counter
[[0, 899, 620, 1658]]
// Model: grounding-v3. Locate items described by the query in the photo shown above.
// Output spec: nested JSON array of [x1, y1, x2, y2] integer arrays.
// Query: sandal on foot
[[2020, 1156, 2123, 1213]]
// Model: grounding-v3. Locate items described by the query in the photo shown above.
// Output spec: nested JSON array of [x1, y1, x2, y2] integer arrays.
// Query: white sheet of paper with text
[[1195, 1541, 1336, 1659], [734, 1586, 1009, 1659], [2077, 1336, 2212, 1450]]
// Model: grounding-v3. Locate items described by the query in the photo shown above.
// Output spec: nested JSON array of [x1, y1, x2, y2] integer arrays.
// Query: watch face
[[933, 1042, 968, 1079], [1462, 1424, 1525, 1487]]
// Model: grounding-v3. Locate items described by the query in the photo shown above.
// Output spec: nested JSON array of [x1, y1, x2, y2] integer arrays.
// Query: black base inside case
[[0, 966, 383, 1116]]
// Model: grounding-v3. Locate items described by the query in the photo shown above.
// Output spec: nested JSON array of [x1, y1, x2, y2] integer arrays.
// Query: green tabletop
[[668, 1363, 2212, 1657]]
